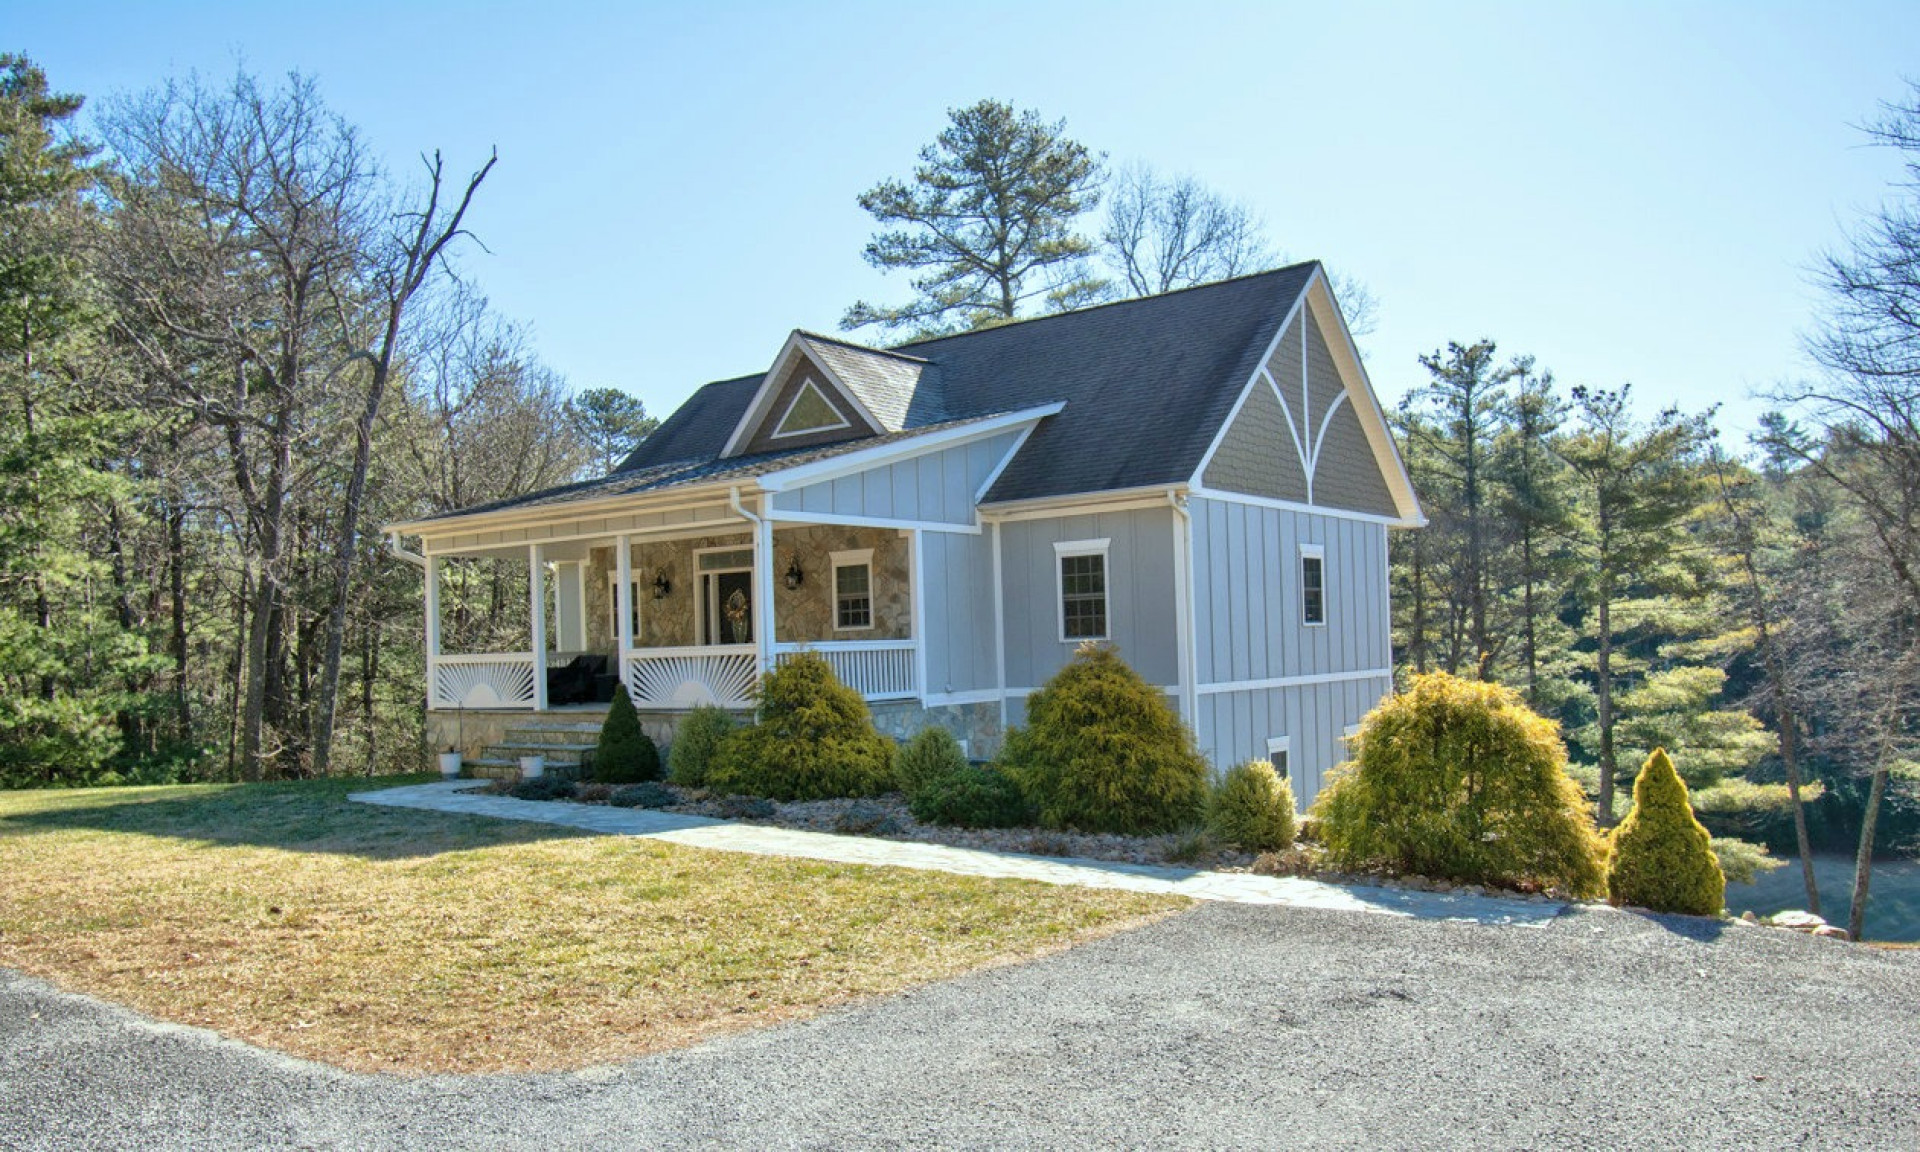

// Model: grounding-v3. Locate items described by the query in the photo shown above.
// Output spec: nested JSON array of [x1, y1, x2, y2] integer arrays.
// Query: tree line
[[1387, 85, 1920, 920], [0, 58, 655, 786]]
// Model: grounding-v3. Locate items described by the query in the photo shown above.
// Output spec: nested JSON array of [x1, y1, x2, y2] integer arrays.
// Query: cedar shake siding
[[1202, 305, 1399, 520], [1203, 366, 1311, 502]]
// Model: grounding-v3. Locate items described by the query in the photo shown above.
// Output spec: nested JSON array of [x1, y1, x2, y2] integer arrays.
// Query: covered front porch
[[419, 498, 922, 714]]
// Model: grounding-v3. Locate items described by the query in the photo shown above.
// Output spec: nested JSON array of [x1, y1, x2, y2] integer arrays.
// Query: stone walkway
[[352, 781, 1564, 926]]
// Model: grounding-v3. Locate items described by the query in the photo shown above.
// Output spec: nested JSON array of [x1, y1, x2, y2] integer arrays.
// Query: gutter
[[729, 486, 774, 670], [387, 531, 426, 569]]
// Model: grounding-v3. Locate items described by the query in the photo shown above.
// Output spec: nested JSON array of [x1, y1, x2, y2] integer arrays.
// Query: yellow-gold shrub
[[1311, 672, 1606, 897]]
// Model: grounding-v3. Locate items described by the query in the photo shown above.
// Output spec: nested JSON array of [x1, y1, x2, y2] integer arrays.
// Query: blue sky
[[18, 2, 1920, 444]]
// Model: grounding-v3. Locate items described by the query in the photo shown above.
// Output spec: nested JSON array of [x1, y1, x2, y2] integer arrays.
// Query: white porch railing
[[430, 654, 538, 709], [775, 640, 918, 701], [623, 645, 760, 710]]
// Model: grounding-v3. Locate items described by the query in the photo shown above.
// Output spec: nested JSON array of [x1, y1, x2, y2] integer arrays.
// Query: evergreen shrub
[[909, 765, 1031, 828], [608, 782, 678, 809], [593, 688, 661, 783], [707, 651, 896, 801], [1208, 760, 1297, 852], [509, 776, 576, 802], [667, 704, 737, 787], [1607, 748, 1727, 916], [896, 726, 969, 801], [1312, 672, 1606, 897], [997, 644, 1209, 835]]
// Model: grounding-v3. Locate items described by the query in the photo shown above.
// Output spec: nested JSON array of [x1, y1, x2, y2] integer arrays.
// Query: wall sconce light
[[651, 568, 672, 599], [783, 555, 805, 590]]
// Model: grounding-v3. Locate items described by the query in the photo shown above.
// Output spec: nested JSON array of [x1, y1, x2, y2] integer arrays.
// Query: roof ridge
[[887, 261, 1321, 352], [794, 329, 931, 364]]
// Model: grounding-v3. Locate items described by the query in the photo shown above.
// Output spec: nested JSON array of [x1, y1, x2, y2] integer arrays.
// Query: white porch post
[[909, 528, 926, 700], [529, 543, 548, 711], [755, 497, 775, 675], [425, 551, 442, 707], [615, 534, 634, 685], [554, 561, 587, 653]]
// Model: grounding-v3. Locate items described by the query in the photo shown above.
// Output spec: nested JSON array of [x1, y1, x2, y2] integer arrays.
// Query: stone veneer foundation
[[429, 697, 1006, 764]]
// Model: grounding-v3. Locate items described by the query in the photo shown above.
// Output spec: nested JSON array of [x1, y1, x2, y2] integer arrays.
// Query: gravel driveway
[[3, 902, 1916, 1150]]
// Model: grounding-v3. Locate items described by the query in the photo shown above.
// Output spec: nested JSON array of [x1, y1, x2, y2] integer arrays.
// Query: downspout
[[729, 486, 774, 676], [1167, 490, 1199, 734], [388, 531, 426, 569]]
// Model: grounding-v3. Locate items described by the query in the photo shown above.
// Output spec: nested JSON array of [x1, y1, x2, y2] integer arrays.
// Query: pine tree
[[1556, 385, 1715, 825], [844, 100, 1103, 336]]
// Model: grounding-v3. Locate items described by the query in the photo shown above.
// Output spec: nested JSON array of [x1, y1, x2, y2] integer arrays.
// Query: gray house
[[388, 262, 1423, 804]]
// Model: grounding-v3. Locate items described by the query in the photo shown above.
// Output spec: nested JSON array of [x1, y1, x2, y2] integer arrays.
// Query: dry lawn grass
[[0, 778, 1181, 1074]]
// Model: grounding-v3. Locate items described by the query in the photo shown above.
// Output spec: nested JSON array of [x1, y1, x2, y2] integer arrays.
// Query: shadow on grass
[[0, 776, 590, 861]]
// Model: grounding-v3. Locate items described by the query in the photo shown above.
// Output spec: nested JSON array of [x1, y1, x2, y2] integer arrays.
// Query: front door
[[702, 569, 753, 645]]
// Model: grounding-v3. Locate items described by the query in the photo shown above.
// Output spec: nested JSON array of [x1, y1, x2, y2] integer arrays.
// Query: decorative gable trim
[[771, 377, 853, 439], [1190, 265, 1425, 528], [720, 331, 888, 457]]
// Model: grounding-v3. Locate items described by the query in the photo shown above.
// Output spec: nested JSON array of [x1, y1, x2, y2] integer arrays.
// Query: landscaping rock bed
[[488, 779, 1265, 870]]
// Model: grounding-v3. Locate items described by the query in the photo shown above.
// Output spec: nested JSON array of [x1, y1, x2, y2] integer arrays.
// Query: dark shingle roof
[[616, 264, 1318, 505], [799, 333, 945, 429], [405, 411, 1023, 525], [894, 264, 1315, 502]]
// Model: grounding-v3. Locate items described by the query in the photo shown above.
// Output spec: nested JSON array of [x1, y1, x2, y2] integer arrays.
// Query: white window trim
[[606, 571, 641, 641], [1299, 542, 1328, 628], [830, 548, 875, 632], [770, 376, 853, 440], [1054, 537, 1111, 644], [1265, 735, 1291, 780], [692, 545, 754, 646]]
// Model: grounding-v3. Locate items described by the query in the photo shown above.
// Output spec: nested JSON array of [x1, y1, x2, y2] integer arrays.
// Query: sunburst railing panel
[[430, 655, 538, 709]]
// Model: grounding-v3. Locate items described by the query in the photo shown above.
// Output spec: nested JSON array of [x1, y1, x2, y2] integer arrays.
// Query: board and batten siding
[[1188, 494, 1393, 801], [1000, 506, 1180, 694], [1194, 673, 1390, 808], [769, 430, 1024, 527], [920, 529, 997, 695]]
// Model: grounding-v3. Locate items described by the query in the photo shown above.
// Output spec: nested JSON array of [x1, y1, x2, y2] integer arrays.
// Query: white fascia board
[[764, 508, 981, 535], [756, 403, 1064, 494], [1196, 667, 1394, 696], [1189, 283, 1312, 487], [1188, 486, 1410, 528], [388, 482, 749, 540], [977, 483, 1187, 523], [1302, 269, 1427, 528]]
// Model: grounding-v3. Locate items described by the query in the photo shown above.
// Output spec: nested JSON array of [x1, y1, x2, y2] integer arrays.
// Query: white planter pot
[[438, 751, 463, 778], [519, 754, 546, 780]]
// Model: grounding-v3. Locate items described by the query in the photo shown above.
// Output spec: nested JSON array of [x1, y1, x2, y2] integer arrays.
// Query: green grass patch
[[0, 777, 1179, 1073]]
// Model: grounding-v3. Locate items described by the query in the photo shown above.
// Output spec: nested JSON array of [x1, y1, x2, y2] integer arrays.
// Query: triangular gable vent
[[773, 377, 852, 439]]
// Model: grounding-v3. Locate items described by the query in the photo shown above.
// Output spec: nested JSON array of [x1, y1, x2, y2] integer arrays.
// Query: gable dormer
[[721, 332, 941, 457]]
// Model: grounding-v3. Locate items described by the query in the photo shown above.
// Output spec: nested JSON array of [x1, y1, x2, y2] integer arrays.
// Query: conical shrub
[[594, 687, 661, 783], [707, 651, 895, 801], [1208, 760, 1297, 852], [1607, 747, 1725, 916], [998, 644, 1208, 834]]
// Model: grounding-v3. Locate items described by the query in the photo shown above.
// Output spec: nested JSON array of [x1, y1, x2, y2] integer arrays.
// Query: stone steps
[[490, 742, 591, 764]]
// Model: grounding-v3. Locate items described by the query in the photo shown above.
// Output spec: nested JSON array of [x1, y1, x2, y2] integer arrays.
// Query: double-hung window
[[1300, 543, 1327, 627], [1265, 736, 1291, 781], [832, 549, 874, 631], [1055, 538, 1110, 642]]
